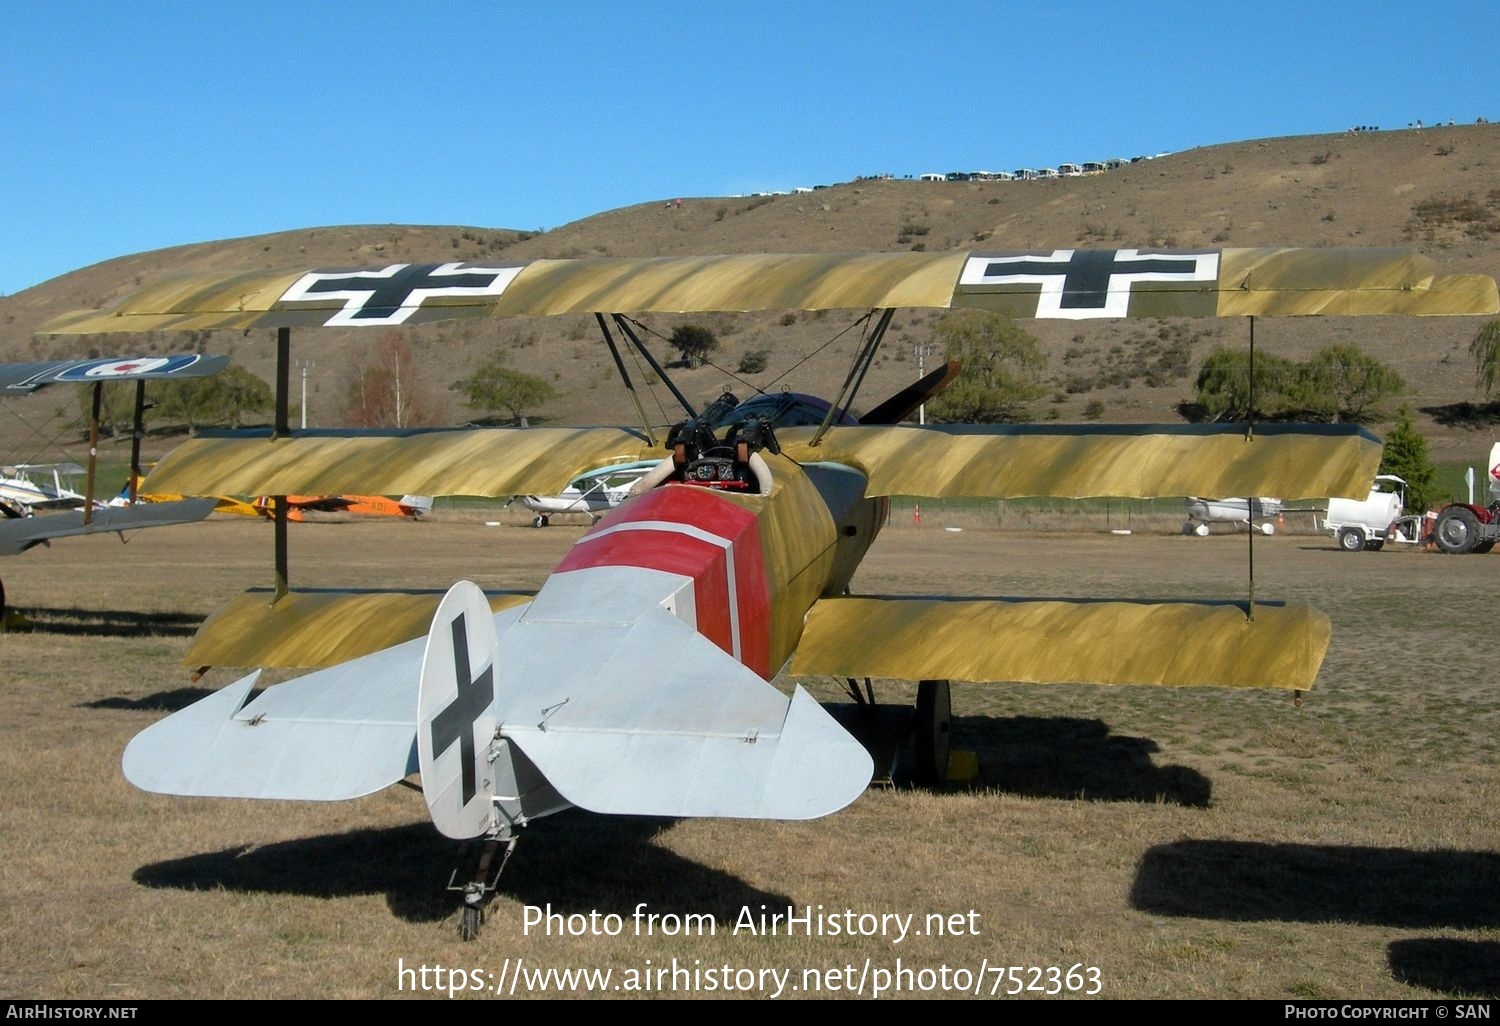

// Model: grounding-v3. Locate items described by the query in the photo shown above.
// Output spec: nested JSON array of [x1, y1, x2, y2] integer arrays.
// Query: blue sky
[[2, 1, 1496, 296]]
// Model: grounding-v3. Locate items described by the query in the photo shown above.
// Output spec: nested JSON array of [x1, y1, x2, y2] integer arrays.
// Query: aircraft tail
[[417, 581, 569, 839], [418, 582, 502, 839]]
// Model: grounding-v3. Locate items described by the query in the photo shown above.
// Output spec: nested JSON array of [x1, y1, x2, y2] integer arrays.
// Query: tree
[[668, 324, 719, 368], [74, 366, 274, 435], [1379, 405, 1438, 513], [154, 365, 274, 431], [1190, 344, 1403, 423], [1300, 344, 1404, 423], [451, 353, 559, 427], [925, 311, 1046, 422], [737, 349, 769, 374], [1190, 349, 1301, 422], [1469, 318, 1500, 397], [70, 380, 138, 437], [341, 332, 436, 428]]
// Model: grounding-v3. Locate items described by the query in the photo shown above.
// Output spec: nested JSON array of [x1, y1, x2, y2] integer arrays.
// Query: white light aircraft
[[1182, 496, 1283, 536], [517, 459, 660, 527]]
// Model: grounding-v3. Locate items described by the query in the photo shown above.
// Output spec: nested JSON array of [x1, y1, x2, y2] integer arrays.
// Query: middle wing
[[140, 426, 662, 499], [781, 422, 1381, 500], [140, 421, 1380, 505]]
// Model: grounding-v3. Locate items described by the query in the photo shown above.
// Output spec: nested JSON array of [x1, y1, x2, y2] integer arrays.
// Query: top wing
[[0, 354, 230, 394], [40, 249, 1498, 334]]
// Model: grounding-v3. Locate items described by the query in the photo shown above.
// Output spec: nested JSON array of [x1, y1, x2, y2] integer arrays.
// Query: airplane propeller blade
[[859, 360, 962, 425]]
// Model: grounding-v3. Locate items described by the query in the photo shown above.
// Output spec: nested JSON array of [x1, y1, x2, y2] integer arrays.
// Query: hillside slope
[[1, 125, 1496, 464]]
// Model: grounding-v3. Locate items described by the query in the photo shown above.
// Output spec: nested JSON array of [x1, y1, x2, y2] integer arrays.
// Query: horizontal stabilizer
[[498, 604, 872, 819], [121, 648, 422, 800], [779, 422, 1381, 501], [791, 596, 1331, 690], [510, 684, 873, 820], [185, 588, 533, 668], [0, 498, 217, 555], [124, 589, 874, 816], [40, 249, 1497, 335]]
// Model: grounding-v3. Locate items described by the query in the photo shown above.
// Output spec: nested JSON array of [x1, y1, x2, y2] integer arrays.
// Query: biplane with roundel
[[0, 354, 228, 618], [41, 247, 1498, 937]]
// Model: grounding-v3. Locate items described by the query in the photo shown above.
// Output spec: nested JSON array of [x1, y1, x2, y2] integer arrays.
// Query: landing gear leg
[[912, 679, 951, 787], [449, 833, 518, 941]]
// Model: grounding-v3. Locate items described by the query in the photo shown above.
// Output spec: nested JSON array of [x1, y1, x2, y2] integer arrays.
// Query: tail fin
[[418, 581, 501, 839]]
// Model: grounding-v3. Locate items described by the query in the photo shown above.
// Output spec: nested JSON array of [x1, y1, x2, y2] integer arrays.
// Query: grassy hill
[[1, 124, 1497, 469]]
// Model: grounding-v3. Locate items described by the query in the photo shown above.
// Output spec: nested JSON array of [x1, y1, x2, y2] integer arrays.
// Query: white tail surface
[[418, 581, 501, 839]]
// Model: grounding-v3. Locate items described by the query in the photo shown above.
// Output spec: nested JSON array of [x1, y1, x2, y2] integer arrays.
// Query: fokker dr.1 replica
[[43, 247, 1498, 937]]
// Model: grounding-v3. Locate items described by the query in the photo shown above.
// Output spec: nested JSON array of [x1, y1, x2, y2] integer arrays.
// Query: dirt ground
[[1, 513, 1498, 1000]]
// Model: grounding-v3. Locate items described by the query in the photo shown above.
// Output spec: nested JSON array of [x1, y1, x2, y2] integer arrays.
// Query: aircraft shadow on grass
[[82, 687, 215, 712], [1130, 839, 1500, 929], [1387, 938, 1500, 999], [10, 606, 203, 638], [133, 814, 792, 925], [951, 715, 1212, 807]]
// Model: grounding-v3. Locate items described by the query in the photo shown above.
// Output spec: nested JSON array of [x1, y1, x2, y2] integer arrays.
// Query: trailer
[[1321, 475, 1420, 551]]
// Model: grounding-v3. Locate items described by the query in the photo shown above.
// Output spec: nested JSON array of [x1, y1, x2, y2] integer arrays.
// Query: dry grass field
[[1, 512, 1498, 999]]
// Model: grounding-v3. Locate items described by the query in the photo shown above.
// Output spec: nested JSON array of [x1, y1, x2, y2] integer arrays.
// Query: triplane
[[43, 247, 1499, 937]]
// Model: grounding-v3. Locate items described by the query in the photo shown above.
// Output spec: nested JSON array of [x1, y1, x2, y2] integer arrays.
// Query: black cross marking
[[979, 250, 1209, 311], [964, 249, 1217, 318], [281, 263, 516, 325], [430, 612, 494, 806]]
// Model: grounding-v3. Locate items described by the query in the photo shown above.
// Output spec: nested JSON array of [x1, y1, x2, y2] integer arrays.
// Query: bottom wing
[[791, 596, 1330, 689], [184, 588, 534, 668], [0, 498, 218, 556]]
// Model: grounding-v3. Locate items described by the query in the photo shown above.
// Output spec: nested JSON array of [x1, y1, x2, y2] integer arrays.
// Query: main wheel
[[1258, 521, 1276, 536], [1337, 527, 1365, 552], [532, 514, 548, 528], [1434, 508, 1481, 554], [912, 680, 951, 787]]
